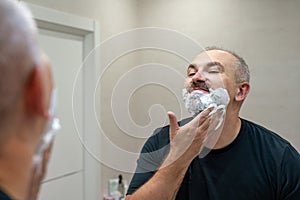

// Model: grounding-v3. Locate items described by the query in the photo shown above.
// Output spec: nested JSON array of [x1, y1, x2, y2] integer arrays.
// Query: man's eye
[[208, 70, 220, 73], [188, 72, 196, 77], [208, 66, 220, 73]]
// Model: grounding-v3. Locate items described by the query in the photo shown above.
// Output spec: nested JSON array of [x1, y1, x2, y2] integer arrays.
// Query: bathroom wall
[[23, 0, 300, 197]]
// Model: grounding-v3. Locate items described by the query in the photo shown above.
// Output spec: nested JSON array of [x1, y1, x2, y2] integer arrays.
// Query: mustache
[[187, 82, 210, 92]]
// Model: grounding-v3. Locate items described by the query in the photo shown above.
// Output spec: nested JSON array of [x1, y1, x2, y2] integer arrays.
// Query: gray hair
[[205, 46, 250, 83], [0, 0, 41, 126]]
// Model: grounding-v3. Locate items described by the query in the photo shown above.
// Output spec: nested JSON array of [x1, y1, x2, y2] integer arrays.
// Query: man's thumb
[[167, 111, 179, 140]]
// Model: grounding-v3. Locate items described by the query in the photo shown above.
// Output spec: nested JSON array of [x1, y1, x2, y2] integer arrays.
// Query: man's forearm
[[126, 155, 191, 200]]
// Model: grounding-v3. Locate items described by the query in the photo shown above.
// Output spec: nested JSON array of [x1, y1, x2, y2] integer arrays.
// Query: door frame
[[21, 2, 101, 200]]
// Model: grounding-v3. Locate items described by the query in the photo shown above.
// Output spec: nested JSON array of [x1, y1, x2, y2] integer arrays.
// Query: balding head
[[0, 0, 41, 126], [205, 46, 250, 83]]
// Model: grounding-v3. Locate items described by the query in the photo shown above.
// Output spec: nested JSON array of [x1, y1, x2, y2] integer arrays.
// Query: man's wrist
[[160, 151, 193, 172]]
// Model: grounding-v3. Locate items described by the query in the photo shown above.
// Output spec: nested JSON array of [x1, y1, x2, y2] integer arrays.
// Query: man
[[0, 0, 55, 199], [126, 47, 300, 199]]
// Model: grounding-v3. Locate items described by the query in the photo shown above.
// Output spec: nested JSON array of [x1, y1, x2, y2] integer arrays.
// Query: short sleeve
[[278, 145, 300, 200]]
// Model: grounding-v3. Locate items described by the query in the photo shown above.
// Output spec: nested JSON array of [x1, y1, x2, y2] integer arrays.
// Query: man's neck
[[213, 115, 241, 150], [0, 137, 34, 200]]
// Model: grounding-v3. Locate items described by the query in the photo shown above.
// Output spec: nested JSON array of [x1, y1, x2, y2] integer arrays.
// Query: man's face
[[33, 55, 58, 174], [184, 50, 237, 101]]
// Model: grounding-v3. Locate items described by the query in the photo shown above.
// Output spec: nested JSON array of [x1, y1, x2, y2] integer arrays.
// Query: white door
[[37, 29, 84, 200], [22, 2, 101, 200]]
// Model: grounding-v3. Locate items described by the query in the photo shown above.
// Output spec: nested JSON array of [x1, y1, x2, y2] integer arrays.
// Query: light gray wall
[[23, 0, 138, 41], [136, 0, 300, 151], [23, 0, 300, 197]]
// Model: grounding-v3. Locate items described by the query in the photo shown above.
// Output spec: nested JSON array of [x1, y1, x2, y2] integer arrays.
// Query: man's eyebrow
[[206, 61, 225, 69], [188, 64, 197, 69], [187, 62, 225, 74], [206, 62, 224, 68], [186, 64, 197, 73]]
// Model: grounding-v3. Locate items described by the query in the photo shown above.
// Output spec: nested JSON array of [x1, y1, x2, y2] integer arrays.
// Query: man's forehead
[[189, 50, 235, 68]]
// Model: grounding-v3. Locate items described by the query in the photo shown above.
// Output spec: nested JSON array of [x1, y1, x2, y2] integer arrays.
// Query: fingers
[[193, 107, 214, 127], [167, 111, 179, 140], [198, 115, 211, 138]]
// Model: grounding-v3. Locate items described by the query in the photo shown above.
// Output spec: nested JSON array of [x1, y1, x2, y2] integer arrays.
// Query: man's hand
[[164, 108, 213, 167]]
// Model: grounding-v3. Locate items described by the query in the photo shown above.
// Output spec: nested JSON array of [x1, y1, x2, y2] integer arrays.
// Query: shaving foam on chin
[[182, 87, 229, 117]]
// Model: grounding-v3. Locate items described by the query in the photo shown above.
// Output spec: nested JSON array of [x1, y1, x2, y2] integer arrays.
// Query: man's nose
[[192, 71, 206, 83]]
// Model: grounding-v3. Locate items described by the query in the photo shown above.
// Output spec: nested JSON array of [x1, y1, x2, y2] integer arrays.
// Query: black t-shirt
[[127, 118, 300, 200], [0, 190, 12, 200]]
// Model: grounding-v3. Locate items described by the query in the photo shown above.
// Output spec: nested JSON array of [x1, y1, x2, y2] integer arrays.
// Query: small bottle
[[118, 174, 125, 198]]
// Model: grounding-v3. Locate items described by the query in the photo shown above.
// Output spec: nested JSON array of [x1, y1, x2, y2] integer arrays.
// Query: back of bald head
[[0, 0, 41, 127]]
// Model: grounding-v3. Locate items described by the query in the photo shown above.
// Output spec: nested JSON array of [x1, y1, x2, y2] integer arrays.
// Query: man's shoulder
[[241, 119, 300, 199], [241, 118, 298, 156], [242, 119, 290, 142]]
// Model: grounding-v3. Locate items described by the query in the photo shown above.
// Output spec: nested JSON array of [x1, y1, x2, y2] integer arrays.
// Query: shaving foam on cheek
[[33, 89, 61, 174]]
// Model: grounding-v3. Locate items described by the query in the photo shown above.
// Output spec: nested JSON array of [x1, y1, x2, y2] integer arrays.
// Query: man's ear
[[235, 82, 250, 102], [25, 66, 48, 118]]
